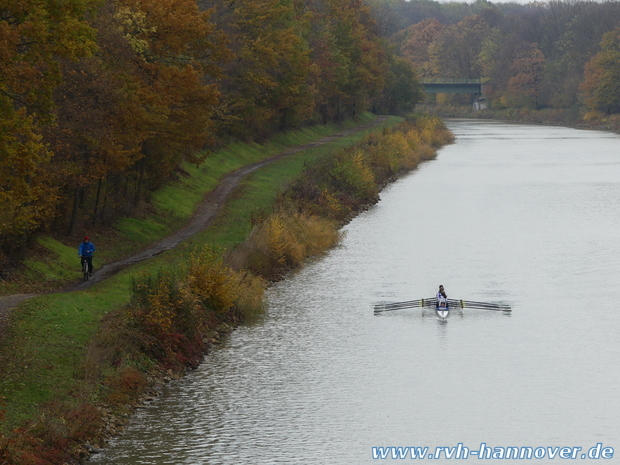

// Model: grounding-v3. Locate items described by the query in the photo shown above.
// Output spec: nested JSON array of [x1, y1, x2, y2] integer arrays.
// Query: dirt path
[[0, 116, 388, 324]]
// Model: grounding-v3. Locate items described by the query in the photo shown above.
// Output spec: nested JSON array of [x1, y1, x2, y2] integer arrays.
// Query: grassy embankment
[[0, 114, 453, 464]]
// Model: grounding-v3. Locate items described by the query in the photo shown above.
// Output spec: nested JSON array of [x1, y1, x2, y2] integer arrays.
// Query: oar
[[461, 301, 511, 311], [374, 307, 419, 313], [374, 301, 422, 309], [454, 299, 511, 311], [458, 299, 505, 306], [375, 304, 423, 311], [374, 302, 423, 312], [374, 299, 426, 312], [374, 298, 511, 313], [379, 299, 423, 307], [388, 300, 425, 306]]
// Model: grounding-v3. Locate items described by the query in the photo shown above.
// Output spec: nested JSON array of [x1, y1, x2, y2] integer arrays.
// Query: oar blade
[[373, 299, 425, 312], [456, 299, 511, 311]]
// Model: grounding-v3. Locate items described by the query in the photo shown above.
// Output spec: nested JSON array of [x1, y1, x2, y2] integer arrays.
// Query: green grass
[[0, 114, 402, 430], [22, 237, 79, 283], [114, 218, 170, 245], [117, 111, 375, 239], [119, 114, 375, 239], [0, 282, 130, 426]]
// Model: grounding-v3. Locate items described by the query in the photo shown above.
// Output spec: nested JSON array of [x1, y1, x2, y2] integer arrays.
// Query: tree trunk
[[67, 186, 80, 236], [100, 175, 110, 223], [79, 185, 87, 208], [17, 230, 29, 260], [134, 157, 146, 207], [92, 178, 103, 224], [279, 107, 289, 131]]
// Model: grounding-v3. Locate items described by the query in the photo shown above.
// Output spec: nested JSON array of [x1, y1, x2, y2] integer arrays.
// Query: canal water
[[91, 120, 620, 464]]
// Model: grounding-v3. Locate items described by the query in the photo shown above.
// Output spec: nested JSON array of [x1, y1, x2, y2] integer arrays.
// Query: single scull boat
[[374, 298, 511, 317]]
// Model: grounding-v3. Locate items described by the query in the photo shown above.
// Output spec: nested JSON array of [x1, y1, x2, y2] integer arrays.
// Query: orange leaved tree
[[580, 27, 620, 115], [0, 0, 98, 253]]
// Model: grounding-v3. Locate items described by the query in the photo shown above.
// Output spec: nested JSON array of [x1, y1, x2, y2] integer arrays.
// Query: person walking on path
[[78, 236, 95, 276]]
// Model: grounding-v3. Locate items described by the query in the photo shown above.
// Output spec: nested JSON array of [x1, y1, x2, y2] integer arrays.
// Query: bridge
[[420, 78, 483, 94], [420, 78, 485, 109]]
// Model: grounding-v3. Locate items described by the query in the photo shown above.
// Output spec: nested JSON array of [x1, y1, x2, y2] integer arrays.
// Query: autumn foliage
[[0, 0, 422, 259], [122, 117, 452, 369], [120, 246, 266, 369], [581, 27, 620, 115]]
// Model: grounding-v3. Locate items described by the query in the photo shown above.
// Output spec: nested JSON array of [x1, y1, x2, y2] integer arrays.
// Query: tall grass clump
[[116, 247, 267, 371], [227, 212, 341, 280], [282, 114, 453, 223]]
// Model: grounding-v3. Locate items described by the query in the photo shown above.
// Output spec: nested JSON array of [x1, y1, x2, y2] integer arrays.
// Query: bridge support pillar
[[473, 93, 486, 111]]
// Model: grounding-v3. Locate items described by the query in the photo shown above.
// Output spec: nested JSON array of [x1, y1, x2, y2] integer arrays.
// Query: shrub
[[228, 212, 340, 280], [104, 366, 148, 405], [187, 247, 237, 313], [230, 271, 267, 319]]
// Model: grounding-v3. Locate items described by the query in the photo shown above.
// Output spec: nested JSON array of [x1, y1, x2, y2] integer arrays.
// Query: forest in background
[[372, 0, 620, 114], [0, 0, 423, 261], [4, 0, 620, 265]]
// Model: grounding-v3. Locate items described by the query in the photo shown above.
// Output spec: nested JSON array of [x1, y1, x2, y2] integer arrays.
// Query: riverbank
[[0, 115, 453, 464], [419, 104, 620, 133]]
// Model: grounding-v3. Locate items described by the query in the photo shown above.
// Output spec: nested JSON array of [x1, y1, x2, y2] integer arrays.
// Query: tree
[[580, 27, 620, 114], [42, 0, 228, 235], [364, 0, 410, 37], [503, 43, 546, 109], [0, 108, 57, 243], [113, 0, 227, 196], [43, 55, 142, 233], [374, 55, 424, 114], [427, 15, 490, 78], [0, 0, 98, 251], [214, 0, 315, 139], [400, 18, 444, 77], [307, 0, 387, 121]]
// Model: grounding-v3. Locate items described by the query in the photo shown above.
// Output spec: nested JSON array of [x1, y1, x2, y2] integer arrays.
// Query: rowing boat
[[435, 296, 450, 319], [435, 306, 450, 319], [373, 297, 511, 315]]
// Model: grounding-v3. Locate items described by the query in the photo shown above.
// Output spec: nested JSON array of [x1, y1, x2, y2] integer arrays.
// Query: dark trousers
[[81, 256, 93, 274]]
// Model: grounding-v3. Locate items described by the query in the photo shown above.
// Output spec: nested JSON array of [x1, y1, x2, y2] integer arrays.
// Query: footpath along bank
[[0, 114, 453, 464]]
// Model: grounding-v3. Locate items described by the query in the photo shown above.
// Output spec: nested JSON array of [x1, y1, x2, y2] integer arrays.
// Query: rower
[[436, 285, 449, 308]]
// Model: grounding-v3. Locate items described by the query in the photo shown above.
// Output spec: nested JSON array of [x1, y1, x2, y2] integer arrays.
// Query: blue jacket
[[78, 241, 95, 257]]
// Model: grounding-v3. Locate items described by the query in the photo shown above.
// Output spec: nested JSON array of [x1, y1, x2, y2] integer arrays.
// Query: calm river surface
[[92, 120, 620, 464]]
